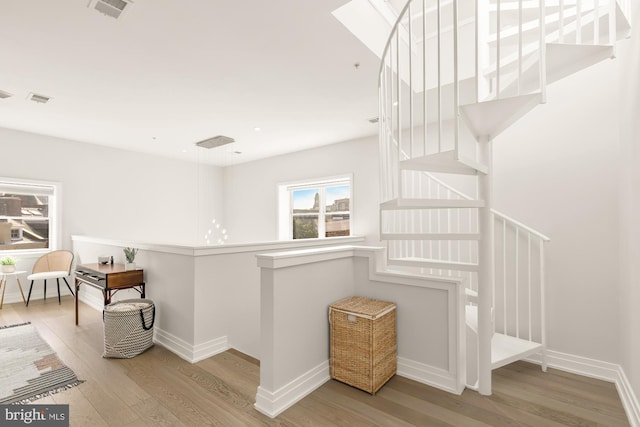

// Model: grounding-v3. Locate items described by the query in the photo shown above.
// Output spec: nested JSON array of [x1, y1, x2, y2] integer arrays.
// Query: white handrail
[[492, 211, 551, 242], [377, 0, 413, 82]]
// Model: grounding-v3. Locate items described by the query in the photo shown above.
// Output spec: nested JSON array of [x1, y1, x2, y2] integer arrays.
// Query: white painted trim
[[254, 360, 330, 418], [258, 245, 464, 290], [0, 176, 61, 253], [526, 350, 640, 427], [153, 327, 229, 364], [526, 350, 620, 383], [77, 289, 229, 364], [153, 328, 196, 363], [397, 357, 463, 395], [192, 336, 229, 363], [617, 366, 640, 427], [78, 286, 104, 311], [257, 245, 359, 268], [72, 235, 365, 257]]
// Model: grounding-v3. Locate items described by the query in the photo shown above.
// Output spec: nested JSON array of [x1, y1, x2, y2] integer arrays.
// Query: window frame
[[278, 174, 352, 241], [0, 177, 61, 255]]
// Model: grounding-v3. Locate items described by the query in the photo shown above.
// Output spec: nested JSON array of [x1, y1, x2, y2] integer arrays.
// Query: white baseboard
[[153, 327, 228, 364], [192, 336, 229, 363], [254, 361, 330, 418], [397, 357, 463, 395], [78, 288, 104, 311], [526, 350, 640, 427], [253, 356, 462, 419], [526, 350, 620, 382], [77, 292, 229, 364], [616, 366, 640, 427]]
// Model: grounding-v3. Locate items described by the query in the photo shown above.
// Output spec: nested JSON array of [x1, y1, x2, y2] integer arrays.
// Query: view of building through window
[[0, 182, 54, 251], [291, 183, 350, 239]]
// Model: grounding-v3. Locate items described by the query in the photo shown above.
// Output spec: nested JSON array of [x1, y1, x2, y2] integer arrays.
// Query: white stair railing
[[378, 0, 622, 394], [493, 210, 549, 365], [381, 168, 549, 354], [378, 0, 550, 198]]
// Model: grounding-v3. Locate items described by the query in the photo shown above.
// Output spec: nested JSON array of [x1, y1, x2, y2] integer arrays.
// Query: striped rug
[[0, 322, 83, 404]]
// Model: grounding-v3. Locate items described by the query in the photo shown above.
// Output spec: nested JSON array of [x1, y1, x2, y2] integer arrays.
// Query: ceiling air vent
[[28, 93, 51, 104], [196, 135, 235, 149], [0, 90, 12, 99], [89, 0, 133, 19]]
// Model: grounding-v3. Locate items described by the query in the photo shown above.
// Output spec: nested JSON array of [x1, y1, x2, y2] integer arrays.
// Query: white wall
[[493, 56, 621, 363], [222, 135, 380, 244], [619, 2, 640, 407], [255, 246, 464, 418], [0, 127, 224, 248], [72, 238, 197, 346]]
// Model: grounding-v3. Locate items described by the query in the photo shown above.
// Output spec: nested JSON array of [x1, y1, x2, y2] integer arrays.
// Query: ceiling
[[0, 0, 384, 166]]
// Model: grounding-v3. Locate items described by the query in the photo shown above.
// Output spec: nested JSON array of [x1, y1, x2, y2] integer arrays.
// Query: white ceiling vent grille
[[28, 93, 51, 104], [196, 135, 235, 149], [0, 90, 12, 99], [89, 0, 133, 19]]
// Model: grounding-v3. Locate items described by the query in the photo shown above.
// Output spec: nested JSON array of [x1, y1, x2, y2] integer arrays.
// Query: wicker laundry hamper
[[329, 296, 397, 394], [103, 298, 155, 358]]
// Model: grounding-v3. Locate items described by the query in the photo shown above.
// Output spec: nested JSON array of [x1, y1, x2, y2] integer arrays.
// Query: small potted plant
[[123, 247, 138, 271], [1, 256, 16, 273]]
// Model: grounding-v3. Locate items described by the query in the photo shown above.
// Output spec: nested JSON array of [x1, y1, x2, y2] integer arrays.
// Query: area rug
[[0, 322, 83, 404]]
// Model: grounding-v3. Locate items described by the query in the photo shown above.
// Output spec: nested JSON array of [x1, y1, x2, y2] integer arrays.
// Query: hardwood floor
[[0, 298, 630, 426]]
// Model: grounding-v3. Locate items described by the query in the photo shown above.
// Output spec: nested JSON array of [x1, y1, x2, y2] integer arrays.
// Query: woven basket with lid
[[329, 296, 397, 394]]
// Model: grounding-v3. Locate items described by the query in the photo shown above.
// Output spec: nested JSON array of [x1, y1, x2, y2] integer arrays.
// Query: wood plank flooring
[[0, 298, 630, 426]]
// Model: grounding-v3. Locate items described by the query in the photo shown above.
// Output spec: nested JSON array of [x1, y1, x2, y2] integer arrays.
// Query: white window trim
[[0, 176, 61, 256], [277, 174, 352, 241]]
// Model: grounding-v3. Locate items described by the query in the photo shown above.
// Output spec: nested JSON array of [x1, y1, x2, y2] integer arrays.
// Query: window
[[0, 178, 59, 252], [279, 176, 351, 240]]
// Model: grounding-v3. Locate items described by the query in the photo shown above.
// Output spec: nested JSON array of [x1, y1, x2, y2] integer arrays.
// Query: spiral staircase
[[340, 0, 631, 395]]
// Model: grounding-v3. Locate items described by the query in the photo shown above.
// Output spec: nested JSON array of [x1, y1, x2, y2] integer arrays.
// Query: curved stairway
[[372, 0, 631, 395]]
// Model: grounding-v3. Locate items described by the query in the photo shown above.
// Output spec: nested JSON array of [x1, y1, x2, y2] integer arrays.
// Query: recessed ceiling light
[[0, 90, 12, 99], [181, 149, 187, 153], [253, 127, 261, 132], [233, 151, 242, 155]]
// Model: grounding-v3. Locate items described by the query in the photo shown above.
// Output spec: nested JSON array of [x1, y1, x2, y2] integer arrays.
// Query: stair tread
[[381, 232, 481, 241], [381, 198, 485, 210], [491, 333, 543, 369], [460, 93, 542, 139], [400, 151, 488, 175], [546, 43, 614, 85], [487, 6, 582, 44], [388, 257, 480, 272], [465, 305, 543, 369]]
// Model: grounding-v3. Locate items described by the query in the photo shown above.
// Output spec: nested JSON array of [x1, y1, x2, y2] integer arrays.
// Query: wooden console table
[[75, 263, 145, 325]]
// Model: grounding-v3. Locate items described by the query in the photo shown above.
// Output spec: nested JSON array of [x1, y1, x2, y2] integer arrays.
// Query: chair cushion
[[27, 271, 69, 281]]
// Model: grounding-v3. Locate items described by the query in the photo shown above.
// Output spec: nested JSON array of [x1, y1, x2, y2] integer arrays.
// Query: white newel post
[[477, 135, 494, 395]]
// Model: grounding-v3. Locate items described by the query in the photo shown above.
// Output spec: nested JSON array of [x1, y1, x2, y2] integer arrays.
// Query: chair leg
[[56, 278, 61, 304], [63, 277, 75, 296], [27, 280, 34, 307]]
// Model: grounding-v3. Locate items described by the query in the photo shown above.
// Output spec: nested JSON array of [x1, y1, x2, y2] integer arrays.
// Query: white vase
[[125, 262, 136, 271], [2, 265, 15, 273]]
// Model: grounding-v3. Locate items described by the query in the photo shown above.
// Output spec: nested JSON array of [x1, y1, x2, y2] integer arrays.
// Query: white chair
[[26, 250, 75, 306]]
